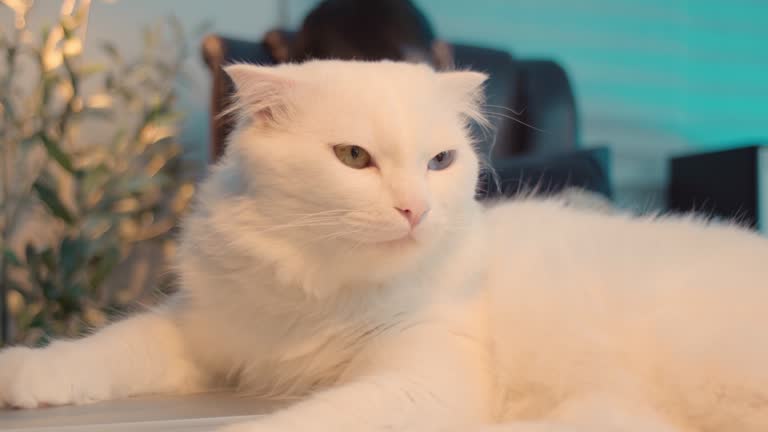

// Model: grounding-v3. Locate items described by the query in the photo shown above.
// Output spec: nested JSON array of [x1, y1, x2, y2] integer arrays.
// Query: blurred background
[[12, 0, 767, 205], [10, 0, 768, 205], [1, 0, 766, 344]]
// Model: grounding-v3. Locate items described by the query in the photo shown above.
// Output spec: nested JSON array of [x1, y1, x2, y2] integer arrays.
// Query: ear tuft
[[222, 63, 294, 125], [439, 70, 489, 126]]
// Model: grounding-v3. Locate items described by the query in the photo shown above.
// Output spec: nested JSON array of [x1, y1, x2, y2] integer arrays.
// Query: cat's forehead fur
[[269, 59, 437, 81], [224, 60, 488, 136], [276, 61, 447, 133]]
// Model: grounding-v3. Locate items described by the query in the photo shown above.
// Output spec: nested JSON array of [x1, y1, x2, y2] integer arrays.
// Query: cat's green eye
[[428, 150, 456, 171], [334, 144, 372, 169]]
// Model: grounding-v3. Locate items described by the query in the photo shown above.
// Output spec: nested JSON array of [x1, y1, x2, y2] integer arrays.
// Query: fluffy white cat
[[1, 60, 767, 432]]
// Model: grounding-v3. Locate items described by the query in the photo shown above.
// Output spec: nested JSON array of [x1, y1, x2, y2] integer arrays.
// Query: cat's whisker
[[482, 111, 547, 133], [253, 211, 363, 229], [291, 208, 356, 216], [294, 226, 370, 248], [284, 209, 361, 219], [251, 220, 343, 234], [484, 103, 527, 116], [345, 238, 369, 254]]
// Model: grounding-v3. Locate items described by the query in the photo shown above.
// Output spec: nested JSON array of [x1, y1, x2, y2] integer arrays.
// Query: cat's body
[[1, 60, 767, 432], [485, 200, 768, 431]]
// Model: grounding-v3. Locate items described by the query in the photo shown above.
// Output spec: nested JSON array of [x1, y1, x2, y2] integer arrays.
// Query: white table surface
[[0, 393, 280, 431]]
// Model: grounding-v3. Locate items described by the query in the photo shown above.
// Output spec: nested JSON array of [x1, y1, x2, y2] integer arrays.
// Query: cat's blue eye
[[428, 150, 456, 171]]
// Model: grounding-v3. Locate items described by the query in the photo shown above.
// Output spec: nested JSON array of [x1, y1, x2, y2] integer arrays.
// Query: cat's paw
[[0, 346, 109, 409]]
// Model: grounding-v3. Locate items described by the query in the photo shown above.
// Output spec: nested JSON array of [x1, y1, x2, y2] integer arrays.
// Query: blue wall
[[404, 0, 768, 145]]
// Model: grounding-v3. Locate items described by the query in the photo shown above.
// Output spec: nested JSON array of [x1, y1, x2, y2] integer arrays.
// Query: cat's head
[[213, 60, 486, 295]]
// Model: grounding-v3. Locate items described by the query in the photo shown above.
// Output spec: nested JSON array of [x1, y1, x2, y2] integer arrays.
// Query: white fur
[[1, 60, 767, 432]]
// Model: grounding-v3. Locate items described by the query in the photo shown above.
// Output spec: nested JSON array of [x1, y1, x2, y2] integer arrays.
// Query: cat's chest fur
[[177, 276, 425, 398]]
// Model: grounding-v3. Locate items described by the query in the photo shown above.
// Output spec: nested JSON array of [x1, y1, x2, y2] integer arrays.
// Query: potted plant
[[0, 0, 197, 346]]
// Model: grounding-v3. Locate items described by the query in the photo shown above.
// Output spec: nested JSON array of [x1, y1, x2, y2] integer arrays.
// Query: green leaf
[[39, 133, 76, 174], [89, 247, 119, 290], [105, 73, 115, 90], [145, 135, 176, 152], [3, 249, 22, 267], [60, 19, 75, 39], [33, 181, 76, 225], [17, 302, 40, 329], [80, 214, 113, 240], [61, 22, 75, 40], [57, 284, 83, 314], [77, 62, 106, 77], [34, 333, 51, 348], [68, 283, 84, 299], [21, 134, 40, 149], [80, 164, 111, 195], [60, 237, 87, 284], [25, 245, 40, 278], [144, 101, 172, 124], [112, 128, 127, 147], [41, 280, 59, 301], [40, 73, 60, 106], [149, 111, 183, 126], [40, 25, 51, 45], [113, 175, 167, 195], [29, 309, 47, 330], [40, 248, 57, 273], [73, 107, 114, 121]]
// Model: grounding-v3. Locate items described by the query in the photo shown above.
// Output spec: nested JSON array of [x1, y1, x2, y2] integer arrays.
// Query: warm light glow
[[1, 0, 33, 29], [87, 93, 113, 109], [63, 38, 83, 56]]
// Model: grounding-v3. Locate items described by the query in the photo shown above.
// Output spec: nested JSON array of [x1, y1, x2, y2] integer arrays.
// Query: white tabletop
[[0, 393, 279, 431]]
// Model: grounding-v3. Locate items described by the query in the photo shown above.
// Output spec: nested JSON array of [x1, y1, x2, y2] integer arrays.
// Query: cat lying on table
[[1, 60, 766, 432]]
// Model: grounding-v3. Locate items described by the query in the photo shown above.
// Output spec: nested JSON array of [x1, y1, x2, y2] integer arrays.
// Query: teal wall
[[407, 0, 768, 145]]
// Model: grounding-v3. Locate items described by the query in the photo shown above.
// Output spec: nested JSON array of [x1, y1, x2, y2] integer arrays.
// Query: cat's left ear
[[223, 63, 295, 126], [439, 70, 488, 124]]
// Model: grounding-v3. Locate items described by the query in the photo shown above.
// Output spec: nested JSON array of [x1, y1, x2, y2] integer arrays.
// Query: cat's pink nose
[[395, 206, 429, 228]]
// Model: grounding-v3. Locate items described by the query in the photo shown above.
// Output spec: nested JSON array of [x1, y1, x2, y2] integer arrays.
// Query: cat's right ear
[[223, 63, 294, 126], [438, 70, 489, 127]]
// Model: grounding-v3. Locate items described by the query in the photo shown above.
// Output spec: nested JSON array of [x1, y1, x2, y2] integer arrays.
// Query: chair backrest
[[449, 43, 578, 158], [202, 33, 578, 162]]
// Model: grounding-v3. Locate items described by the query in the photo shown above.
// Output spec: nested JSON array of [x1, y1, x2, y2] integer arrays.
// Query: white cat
[[1, 60, 767, 432]]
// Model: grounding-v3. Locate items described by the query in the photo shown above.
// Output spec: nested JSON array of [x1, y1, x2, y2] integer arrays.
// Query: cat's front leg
[[217, 324, 491, 432], [217, 374, 468, 432], [0, 310, 203, 408]]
